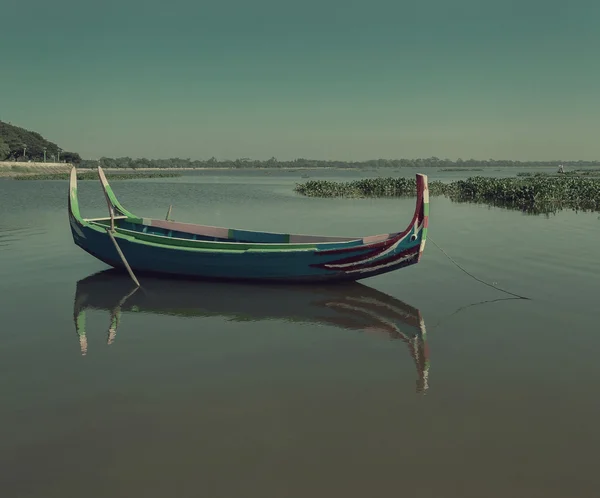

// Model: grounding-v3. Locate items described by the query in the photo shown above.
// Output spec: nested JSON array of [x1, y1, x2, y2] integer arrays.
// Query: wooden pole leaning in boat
[[98, 166, 117, 231], [165, 204, 173, 221], [96, 166, 141, 288], [106, 229, 141, 288]]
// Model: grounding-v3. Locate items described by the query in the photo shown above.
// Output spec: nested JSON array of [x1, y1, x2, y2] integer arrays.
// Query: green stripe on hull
[[70, 187, 83, 220], [103, 184, 137, 219]]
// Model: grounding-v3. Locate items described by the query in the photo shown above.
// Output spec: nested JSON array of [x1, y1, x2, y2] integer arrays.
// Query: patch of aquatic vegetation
[[294, 177, 450, 198], [14, 172, 182, 181], [294, 176, 600, 214], [449, 176, 600, 213], [517, 170, 600, 178]]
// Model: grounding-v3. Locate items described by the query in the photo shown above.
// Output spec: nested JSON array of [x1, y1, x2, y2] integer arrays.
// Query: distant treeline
[[79, 156, 600, 170], [3, 120, 600, 169], [2, 120, 600, 169]]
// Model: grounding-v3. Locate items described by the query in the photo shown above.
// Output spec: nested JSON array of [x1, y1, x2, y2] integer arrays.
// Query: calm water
[[1, 168, 599, 498]]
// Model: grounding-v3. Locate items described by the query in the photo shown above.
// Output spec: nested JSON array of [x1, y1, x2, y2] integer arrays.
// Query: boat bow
[[310, 173, 429, 277]]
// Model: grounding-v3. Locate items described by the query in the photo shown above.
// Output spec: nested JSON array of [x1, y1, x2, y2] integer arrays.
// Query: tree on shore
[[0, 120, 81, 163], [0, 138, 9, 160]]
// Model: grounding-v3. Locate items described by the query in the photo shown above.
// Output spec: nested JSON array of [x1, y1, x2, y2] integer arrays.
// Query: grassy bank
[[14, 172, 182, 181], [294, 175, 600, 214], [0, 163, 72, 177]]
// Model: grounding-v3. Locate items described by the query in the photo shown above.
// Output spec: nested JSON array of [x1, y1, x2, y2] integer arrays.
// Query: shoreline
[[79, 166, 357, 172], [2, 163, 596, 179], [0, 164, 341, 178]]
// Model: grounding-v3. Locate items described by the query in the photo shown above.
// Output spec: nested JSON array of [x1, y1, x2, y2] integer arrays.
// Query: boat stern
[[309, 174, 430, 280], [68, 167, 88, 247], [416, 173, 429, 262]]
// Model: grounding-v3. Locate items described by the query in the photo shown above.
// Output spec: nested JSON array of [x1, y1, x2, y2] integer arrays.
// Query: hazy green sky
[[2, 0, 599, 160]]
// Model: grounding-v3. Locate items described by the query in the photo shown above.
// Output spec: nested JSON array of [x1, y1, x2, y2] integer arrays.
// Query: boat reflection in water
[[73, 270, 430, 393]]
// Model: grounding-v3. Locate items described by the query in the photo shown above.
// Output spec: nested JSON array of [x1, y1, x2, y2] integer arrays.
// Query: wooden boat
[[73, 270, 430, 393], [68, 166, 429, 282]]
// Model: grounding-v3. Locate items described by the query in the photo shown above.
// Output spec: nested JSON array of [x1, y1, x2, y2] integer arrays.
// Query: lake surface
[[1, 168, 599, 498]]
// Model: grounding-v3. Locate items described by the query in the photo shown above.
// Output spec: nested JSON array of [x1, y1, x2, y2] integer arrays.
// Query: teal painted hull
[[68, 167, 429, 283]]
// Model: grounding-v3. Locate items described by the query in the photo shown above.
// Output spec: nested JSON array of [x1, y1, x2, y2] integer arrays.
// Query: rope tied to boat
[[429, 237, 530, 300]]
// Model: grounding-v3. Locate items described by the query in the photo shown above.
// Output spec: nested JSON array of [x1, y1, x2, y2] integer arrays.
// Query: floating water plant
[[294, 177, 450, 198], [294, 175, 600, 214]]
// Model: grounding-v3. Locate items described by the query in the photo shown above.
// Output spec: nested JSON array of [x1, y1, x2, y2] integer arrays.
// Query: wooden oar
[[106, 229, 140, 288]]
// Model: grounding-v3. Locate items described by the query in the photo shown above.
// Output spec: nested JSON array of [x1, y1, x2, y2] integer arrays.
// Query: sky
[[1, 0, 599, 161]]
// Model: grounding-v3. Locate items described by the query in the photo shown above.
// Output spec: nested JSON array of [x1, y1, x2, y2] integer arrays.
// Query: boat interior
[[84, 216, 381, 246]]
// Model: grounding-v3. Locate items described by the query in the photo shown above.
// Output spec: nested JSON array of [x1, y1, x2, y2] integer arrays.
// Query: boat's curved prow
[[68, 166, 91, 249], [309, 173, 430, 278], [97, 166, 137, 219], [68, 167, 83, 222], [415, 173, 429, 261]]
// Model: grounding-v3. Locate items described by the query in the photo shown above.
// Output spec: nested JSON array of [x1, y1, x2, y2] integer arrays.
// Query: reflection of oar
[[73, 285, 140, 355], [107, 285, 140, 346]]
